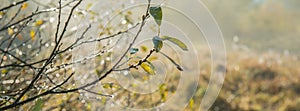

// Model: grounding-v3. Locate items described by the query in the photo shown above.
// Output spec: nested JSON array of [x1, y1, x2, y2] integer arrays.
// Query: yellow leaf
[[30, 30, 35, 40], [101, 96, 107, 103], [160, 91, 168, 102], [140, 45, 148, 52], [0, 99, 6, 105], [35, 20, 43, 26], [143, 76, 149, 81], [99, 32, 104, 36], [86, 103, 91, 110], [86, 3, 92, 10], [21, 94, 28, 101], [102, 83, 113, 89], [8, 28, 14, 35], [127, 11, 132, 15], [140, 62, 155, 75], [0, 11, 4, 15], [0, 12, 3, 19], [1, 69, 8, 74], [189, 99, 194, 109], [148, 56, 158, 61], [21, 3, 28, 10]]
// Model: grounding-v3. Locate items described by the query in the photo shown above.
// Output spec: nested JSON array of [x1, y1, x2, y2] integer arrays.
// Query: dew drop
[[49, 17, 55, 23], [123, 71, 129, 75], [70, 26, 78, 31], [233, 36, 239, 43], [2, 56, 7, 61], [127, 24, 133, 28], [121, 19, 127, 24], [13, 28, 18, 32]]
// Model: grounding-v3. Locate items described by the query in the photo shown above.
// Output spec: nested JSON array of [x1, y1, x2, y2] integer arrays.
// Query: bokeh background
[[194, 0, 300, 110], [1, 0, 299, 110]]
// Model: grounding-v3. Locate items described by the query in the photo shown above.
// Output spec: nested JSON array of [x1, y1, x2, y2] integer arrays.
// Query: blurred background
[[194, 0, 300, 110], [1, 0, 299, 110], [202, 0, 300, 54]]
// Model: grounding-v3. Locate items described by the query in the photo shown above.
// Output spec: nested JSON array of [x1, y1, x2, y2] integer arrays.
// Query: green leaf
[[152, 36, 163, 52], [150, 6, 162, 26], [161, 36, 188, 51], [102, 83, 113, 89], [129, 48, 139, 54], [31, 98, 43, 111], [140, 62, 155, 75]]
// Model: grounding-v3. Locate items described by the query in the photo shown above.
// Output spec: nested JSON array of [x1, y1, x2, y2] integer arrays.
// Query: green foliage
[[102, 83, 113, 89], [149, 6, 162, 26], [31, 98, 43, 111], [0, 1, 190, 110], [161, 36, 188, 51], [129, 48, 139, 54], [152, 36, 163, 52], [1, 69, 8, 74]]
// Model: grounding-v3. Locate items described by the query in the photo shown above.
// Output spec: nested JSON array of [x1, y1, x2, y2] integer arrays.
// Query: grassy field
[[12, 47, 299, 111], [191, 49, 300, 111]]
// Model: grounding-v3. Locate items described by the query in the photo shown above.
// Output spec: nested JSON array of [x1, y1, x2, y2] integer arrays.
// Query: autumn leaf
[[0, 11, 4, 16], [8, 28, 13, 35], [140, 45, 148, 52], [21, 3, 28, 10], [140, 62, 155, 75], [17, 34, 23, 40], [35, 20, 43, 26], [30, 30, 35, 40]]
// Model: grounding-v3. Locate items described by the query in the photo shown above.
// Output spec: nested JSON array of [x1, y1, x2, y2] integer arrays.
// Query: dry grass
[[14, 48, 300, 111], [192, 49, 300, 111]]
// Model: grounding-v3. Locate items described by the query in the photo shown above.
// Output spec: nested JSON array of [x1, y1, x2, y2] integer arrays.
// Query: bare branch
[[0, 0, 28, 12]]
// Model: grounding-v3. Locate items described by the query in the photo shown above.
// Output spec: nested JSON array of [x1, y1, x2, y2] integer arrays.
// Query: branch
[[0, 17, 32, 66], [0, 9, 53, 32], [11, 0, 83, 105], [114, 49, 156, 71], [45, 0, 152, 95], [0, 0, 28, 12]]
